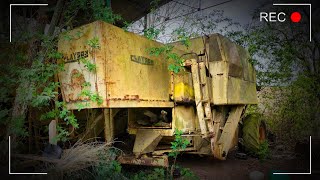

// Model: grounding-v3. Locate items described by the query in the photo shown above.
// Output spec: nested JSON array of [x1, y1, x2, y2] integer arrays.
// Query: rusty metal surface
[[117, 155, 169, 167], [172, 34, 258, 105], [173, 106, 197, 133], [213, 105, 245, 160], [133, 129, 162, 154], [58, 21, 185, 109], [128, 128, 174, 137], [173, 70, 194, 102], [58, 21, 258, 162]]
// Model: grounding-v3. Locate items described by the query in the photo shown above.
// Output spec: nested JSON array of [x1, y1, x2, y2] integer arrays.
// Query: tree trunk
[[8, 0, 65, 146], [47, 0, 65, 37]]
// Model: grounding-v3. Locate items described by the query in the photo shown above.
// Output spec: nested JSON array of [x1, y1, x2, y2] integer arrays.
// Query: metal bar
[[214, 105, 245, 160], [191, 59, 207, 136]]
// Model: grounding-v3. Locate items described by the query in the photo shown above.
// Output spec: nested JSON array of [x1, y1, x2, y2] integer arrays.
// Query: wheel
[[242, 113, 267, 154]]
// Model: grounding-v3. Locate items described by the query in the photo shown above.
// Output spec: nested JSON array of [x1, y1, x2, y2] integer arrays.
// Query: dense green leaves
[[80, 58, 97, 72], [228, 6, 320, 143], [173, 27, 191, 48], [91, 4, 122, 24], [147, 45, 184, 73], [87, 37, 101, 49], [144, 27, 161, 40]]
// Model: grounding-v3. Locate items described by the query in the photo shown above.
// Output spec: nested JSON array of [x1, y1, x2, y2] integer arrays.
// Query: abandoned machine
[[57, 21, 260, 166]]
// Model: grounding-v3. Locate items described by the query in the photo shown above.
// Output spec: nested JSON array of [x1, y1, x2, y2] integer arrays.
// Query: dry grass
[[12, 140, 123, 179], [57, 140, 115, 172], [31, 139, 120, 177]]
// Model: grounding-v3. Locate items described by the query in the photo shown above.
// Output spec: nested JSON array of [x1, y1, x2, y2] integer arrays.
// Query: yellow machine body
[[58, 21, 178, 109], [172, 34, 258, 105], [58, 21, 258, 165]]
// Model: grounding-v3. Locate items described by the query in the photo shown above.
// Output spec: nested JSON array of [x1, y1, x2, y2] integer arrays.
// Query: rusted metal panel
[[118, 155, 169, 167], [170, 36, 207, 55], [58, 22, 106, 109], [172, 34, 258, 105], [213, 105, 245, 160], [173, 71, 194, 102], [133, 129, 162, 155], [58, 21, 258, 162], [191, 59, 208, 136], [207, 34, 257, 105], [128, 128, 174, 137], [152, 147, 195, 156], [101, 22, 172, 107], [58, 21, 181, 109], [173, 106, 196, 133]]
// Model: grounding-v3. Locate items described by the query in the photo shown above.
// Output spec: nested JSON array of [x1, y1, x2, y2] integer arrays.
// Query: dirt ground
[[177, 151, 319, 180]]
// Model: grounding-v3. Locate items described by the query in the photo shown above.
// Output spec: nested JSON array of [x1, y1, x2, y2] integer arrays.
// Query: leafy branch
[[87, 37, 101, 49], [80, 58, 97, 72], [168, 129, 190, 176], [147, 45, 184, 73]]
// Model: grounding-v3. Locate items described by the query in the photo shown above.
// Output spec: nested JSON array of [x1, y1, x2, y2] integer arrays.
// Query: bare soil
[[177, 151, 319, 180]]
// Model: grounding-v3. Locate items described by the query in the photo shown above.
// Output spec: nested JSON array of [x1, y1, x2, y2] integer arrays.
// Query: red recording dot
[[290, 12, 301, 23]]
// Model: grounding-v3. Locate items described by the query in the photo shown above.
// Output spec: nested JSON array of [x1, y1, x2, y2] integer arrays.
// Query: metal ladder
[[190, 59, 214, 138], [188, 58, 245, 160]]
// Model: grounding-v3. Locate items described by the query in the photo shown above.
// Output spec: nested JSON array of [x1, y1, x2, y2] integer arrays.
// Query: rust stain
[[106, 81, 116, 84], [106, 99, 110, 107], [69, 69, 86, 101], [124, 95, 130, 100], [71, 69, 85, 88], [130, 95, 139, 100], [107, 98, 168, 102], [117, 155, 169, 167]]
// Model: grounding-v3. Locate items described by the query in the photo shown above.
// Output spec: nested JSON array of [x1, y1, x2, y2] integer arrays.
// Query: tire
[[242, 113, 267, 154]]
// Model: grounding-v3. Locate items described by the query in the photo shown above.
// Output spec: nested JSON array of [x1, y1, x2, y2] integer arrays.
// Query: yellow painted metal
[[192, 136, 212, 155], [212, 106, 228, 147], [58, 21, 179, 109], [170, 36, 206, 55], [213, 105, 245, 160], [173, 106, 196, 133], [191, 59, 208, 136], [58, 21, 259, 162], [133, 129, 162, 155], [128, 128, 174, 137], [174, 82, 194, 102], [172, 34, 258, 105], [199, 62, 214, 134], [104, 108, 114, 143], [118, 155, 169, 167], [173, 71, 194, 102], [208, 34, 257, 104]]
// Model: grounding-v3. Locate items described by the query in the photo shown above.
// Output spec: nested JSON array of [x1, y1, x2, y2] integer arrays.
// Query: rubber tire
[[242, 114, 266, 154]]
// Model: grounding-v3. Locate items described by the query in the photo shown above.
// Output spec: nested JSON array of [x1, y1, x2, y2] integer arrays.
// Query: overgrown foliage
[[63, 0, 123, 27], [147, 45, 184, 73], [257, 140, 270, 160], [95, 159, 124, 180], [0, 35, 78, 143], [1, 0, 121, 149], [134, 2, 319, 146], [169, 129, 191, 176], [227, 5, 320, 144], [145, 27, 193, 73]]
